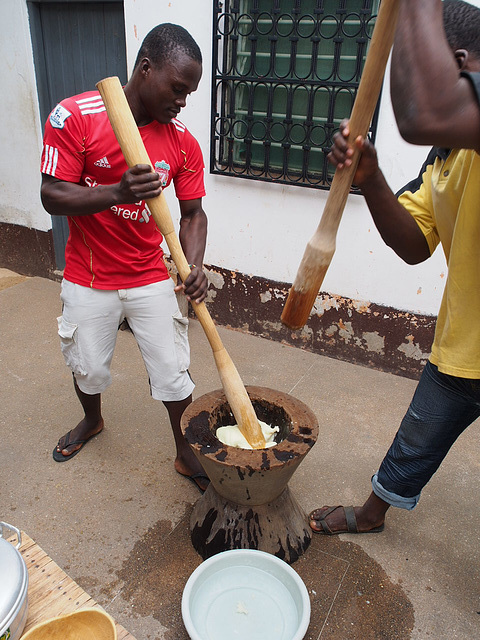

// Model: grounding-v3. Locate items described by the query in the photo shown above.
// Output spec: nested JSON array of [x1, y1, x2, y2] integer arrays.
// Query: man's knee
[[74, 369, 112, 395]]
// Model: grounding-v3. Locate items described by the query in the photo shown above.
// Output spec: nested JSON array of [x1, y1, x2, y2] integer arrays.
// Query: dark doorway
[[28, 0, 127, 270]]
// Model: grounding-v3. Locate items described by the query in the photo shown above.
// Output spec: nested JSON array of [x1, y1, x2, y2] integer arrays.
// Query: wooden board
[[17, 532, 136, 640]]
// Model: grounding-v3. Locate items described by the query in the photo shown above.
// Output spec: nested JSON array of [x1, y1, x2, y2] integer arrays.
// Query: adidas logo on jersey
[[94, 156, 111, 168]]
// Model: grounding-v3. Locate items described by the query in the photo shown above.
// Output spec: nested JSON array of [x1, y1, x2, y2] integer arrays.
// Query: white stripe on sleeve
[[78, 106, 106, 115], [76, 96, 103, 105], [42, 145, 59, 176]]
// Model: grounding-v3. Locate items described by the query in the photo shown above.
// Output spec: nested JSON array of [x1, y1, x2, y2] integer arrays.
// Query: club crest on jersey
[[50, 104, 72, 129], [154, 160, 170, 186]]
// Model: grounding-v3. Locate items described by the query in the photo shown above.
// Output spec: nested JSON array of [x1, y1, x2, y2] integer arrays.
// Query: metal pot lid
[[0, 528, 29, 634]]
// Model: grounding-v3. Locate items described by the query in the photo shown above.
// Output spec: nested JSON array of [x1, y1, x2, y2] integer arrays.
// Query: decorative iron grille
[[211, 0, 381, 190]]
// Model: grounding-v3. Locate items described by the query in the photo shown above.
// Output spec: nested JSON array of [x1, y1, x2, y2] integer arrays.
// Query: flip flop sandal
[[52, 429, 100, 463], [309, 505, 385, 535], [178, 471, 210, 493]]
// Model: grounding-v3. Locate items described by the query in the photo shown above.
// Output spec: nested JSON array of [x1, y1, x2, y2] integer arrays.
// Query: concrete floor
[[1, 270, 479, 639]]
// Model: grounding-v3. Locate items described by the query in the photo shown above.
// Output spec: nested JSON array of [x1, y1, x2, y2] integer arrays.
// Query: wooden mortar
[[181, 386, 319, 564]]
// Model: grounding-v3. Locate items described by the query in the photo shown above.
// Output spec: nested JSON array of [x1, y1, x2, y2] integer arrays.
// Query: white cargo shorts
[[57, 278, 195, 402]]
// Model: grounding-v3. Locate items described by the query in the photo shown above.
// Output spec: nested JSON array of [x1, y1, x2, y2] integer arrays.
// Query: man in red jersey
[[41, 24, 209, 491]]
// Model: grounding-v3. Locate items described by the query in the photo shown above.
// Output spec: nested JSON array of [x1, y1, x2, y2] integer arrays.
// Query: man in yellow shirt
[[310, 0, 480, 535]]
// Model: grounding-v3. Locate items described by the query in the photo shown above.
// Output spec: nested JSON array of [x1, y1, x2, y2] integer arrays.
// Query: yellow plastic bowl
[[20, 608, 117, 640]]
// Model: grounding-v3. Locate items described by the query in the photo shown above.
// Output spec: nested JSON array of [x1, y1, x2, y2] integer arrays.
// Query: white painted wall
[[1, 0, 49, 231], [5, 0, 478, 315], [124, 0, 450, 315]]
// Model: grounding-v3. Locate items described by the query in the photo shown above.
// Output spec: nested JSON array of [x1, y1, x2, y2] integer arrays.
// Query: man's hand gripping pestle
[[96, 76, 266, 449]]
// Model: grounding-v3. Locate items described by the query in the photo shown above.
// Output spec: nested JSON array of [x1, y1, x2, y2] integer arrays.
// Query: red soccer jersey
[[41, 91, 206, 289]]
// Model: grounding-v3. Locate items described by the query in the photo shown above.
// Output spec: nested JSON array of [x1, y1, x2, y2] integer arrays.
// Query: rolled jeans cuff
[[371, 473, 420, 511]]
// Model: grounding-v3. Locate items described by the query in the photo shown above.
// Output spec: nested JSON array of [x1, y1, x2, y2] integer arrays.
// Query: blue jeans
[[372, 361, 480, 510]]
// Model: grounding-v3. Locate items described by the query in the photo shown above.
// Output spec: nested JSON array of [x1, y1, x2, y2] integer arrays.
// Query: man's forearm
[[41, 179, 121, 217], [41, 165, 163, 217], [179, 209, 208, 266], [359, 171, 430, 265]]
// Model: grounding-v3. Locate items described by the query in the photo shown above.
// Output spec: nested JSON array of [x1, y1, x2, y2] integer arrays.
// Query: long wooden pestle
[[97, 76, 266, 449], [281, 0, 400, 329]]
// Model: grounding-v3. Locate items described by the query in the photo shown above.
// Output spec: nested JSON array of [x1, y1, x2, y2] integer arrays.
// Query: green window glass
[[211, 0, 381, 189]]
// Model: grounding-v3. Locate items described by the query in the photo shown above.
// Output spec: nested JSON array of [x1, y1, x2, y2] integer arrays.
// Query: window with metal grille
[[211, 0, 381, 190]]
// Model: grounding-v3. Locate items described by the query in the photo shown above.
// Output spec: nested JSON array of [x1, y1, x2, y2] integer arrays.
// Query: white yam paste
[[216, 420, 279, 449]]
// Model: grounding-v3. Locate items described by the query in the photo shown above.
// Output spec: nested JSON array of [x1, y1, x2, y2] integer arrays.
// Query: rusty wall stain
[[0, 221, 56, 279], [202, 265, 436, 380]]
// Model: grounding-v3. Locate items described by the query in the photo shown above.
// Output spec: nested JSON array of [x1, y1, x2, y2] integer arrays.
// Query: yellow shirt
[[398, 147, 480, 378]]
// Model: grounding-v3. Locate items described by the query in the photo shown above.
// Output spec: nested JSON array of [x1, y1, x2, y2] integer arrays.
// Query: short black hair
[[134, 23, 202, 69], [443, 0, 480, 59]]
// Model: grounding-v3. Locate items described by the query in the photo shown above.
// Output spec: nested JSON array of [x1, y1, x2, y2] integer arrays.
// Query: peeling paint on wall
[[338, 319, 354, 342], [200, 265, 436, 380], [325, 324, 338, 338], [312, 295, 340, 317], [273, 289, 286, 300], [206, 288, 217, 302], [206, 269, 225, 290], [397, 335, 430, 362], [362, 332, 385, 354]]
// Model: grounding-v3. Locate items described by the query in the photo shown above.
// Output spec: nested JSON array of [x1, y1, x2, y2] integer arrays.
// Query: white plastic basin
[[181, 549, 310, 640]]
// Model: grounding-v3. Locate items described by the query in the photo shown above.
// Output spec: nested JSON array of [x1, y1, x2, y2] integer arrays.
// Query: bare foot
[[174, 452, 210, 492], [54, 418, 104, 458]]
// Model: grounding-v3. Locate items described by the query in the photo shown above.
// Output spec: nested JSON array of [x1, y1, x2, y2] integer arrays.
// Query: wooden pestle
[[281, 0, 400, 329]]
